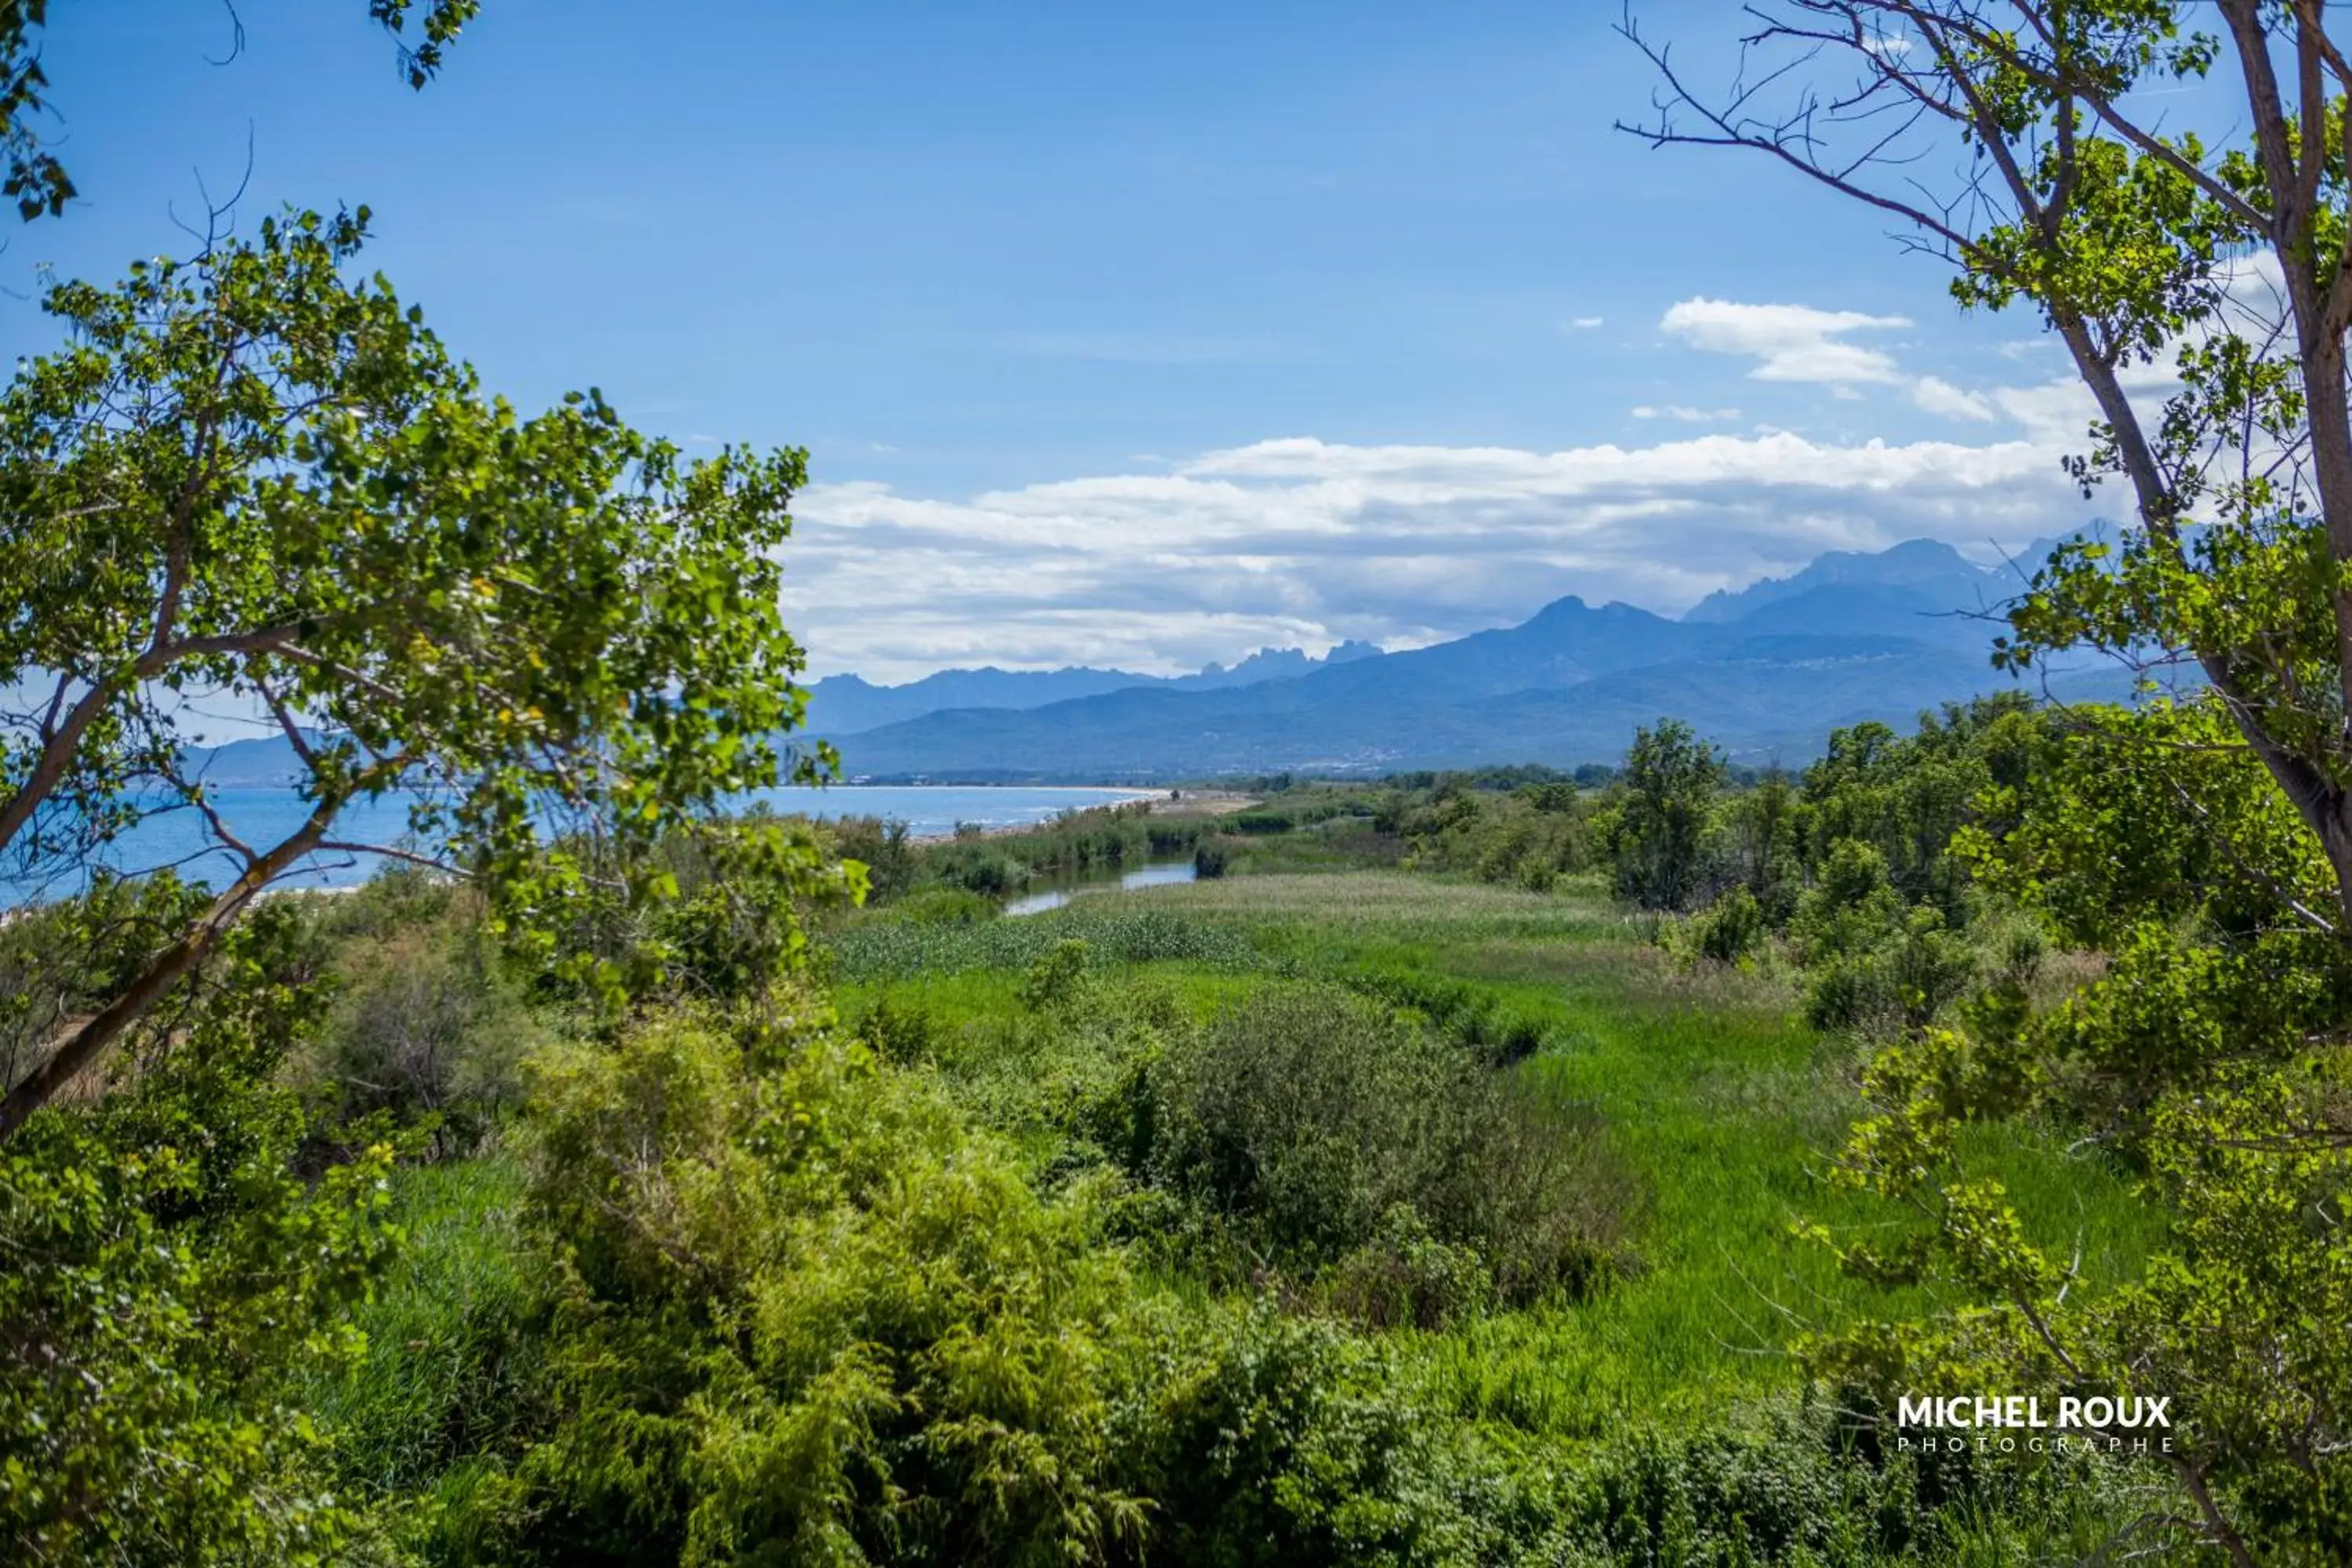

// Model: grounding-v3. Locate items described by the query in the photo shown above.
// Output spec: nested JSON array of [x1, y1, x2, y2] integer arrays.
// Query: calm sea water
[[6, 785, 1155, 903]]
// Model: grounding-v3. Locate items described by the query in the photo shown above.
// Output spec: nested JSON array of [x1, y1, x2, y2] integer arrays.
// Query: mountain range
[[802, 640, 1383, 735], [815, 535, 2139, 782], [184, 535, 2138, 788]]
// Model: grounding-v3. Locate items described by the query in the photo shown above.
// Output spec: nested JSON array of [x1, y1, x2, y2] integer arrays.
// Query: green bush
[[1193, 838, 1232, 879], [1017, 936, 1091, 1011], [0, 910, 399, 1567], [1791, 841, 1980, 1032], [1686, 884, 1767, 967], [1319, 1203, 1497, 1330], [1112, 983, 1630, 1305], [945, 851, 1030, 897], [394, 1006, 1612, 1566], [307, 924, 543, 1155]]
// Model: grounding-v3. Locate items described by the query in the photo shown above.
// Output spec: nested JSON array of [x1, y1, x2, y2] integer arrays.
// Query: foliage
[[828, 902, 1264, 982], [1399, 782, 1593, 894], [1683, 881, 1767, 967], [0, 907, 400, 1565], [0, 208, 844, 1130], [1626, 4, 2352, 1548], [1607, 720, 1724, 911], [1104, 982, 1631, 1308]]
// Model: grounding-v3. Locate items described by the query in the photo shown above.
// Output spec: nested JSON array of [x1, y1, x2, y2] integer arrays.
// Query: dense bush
[[347, 1006, 1617, 1566], [1401, 786, 1592, 892], [1106, 983, 1631, 1308], [1, 909, 400, 1566], [305, 923, 543, 1154], [1684, 883, 1767, 967]]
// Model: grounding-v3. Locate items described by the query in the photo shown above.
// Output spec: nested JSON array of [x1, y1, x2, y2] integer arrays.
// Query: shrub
[[1114, 984, 1630, 1304], [445, 1010, 1158, 1566], [1017, 936, 1091, 1011], [1791, 841, 1980, 1032], [945, 852, 1029, 897], [310, 924, 543, 1154], [0, 911, 399, 1567], [1686, 884, 1767, 967], [827, 815, 916, 902], [855, 993, 943, 1062], [1319, 1203, 1496, 1330], [1193, 839, 1232, 879]]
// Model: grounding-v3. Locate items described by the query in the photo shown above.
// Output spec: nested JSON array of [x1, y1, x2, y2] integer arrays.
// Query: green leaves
[[1, 207, 835, 1125], [0, 916, 401, 1565]]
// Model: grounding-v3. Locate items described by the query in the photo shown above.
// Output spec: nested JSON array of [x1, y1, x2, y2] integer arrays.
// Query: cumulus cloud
[[1661, 298, 1911, 385], [782, 428, 2101, 683], [1661, 296, 2022, 426], [1911, 376, 1995, 421]]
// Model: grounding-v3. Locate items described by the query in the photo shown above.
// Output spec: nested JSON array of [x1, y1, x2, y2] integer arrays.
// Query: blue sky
[[13, 1, 2122, 681]]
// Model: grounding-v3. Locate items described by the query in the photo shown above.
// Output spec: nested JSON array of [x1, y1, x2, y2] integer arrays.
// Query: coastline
[[896, 786, 1258, 847]]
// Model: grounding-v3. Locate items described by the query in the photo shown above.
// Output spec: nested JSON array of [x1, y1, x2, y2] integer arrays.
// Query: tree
[[1625, 5, 2352, 1556], [0, 206, 844, 1134], [0, 1, 481, 220], [1610, 717, 1723, 910], [1623, 1, 2352, 935]]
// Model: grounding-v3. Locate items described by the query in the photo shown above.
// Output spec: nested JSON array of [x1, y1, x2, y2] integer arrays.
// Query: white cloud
[[1566, 316, 1606, 329], [1911, 376, 1995, 421], [1661, 298, 1911, 385], [1632, 405, 1742, 423], [783, 428, 2100, 684], [1661, 296, 2016, 426]]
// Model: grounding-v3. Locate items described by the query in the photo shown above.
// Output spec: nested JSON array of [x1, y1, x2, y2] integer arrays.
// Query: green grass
[[305, 1158, 539, 1494], [836, 868, 2166, 1441]]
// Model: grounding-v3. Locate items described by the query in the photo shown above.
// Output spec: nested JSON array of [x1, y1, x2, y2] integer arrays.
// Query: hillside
[[826, 539, 2094, 780], [804, 639, 1383, 735]]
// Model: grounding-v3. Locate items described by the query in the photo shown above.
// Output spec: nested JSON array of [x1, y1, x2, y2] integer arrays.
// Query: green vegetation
[[1628, 5, 2352, 1556], [0, 748, 2198, 1563], [0, 208, 847, 1135], [13, 4, 2352, 1559]]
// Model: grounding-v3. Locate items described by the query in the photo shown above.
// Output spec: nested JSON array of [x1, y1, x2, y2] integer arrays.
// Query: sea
[[5, 784, 1156, 904]]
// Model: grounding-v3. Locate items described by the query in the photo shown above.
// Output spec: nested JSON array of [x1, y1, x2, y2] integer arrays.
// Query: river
[[1003, 858, 1198, 916]]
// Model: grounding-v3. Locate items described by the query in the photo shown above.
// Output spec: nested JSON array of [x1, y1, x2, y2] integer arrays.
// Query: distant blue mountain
[[185, 537, 2142, 788], [824, 536, 2145, 780], [803, 639, 1386, 737]]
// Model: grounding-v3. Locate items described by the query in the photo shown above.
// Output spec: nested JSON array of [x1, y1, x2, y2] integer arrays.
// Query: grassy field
[[303, 826, 2179, 1562], [837, 867, 2163, 1438]]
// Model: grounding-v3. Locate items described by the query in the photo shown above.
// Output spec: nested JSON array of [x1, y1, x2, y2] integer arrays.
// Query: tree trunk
[[0, 807, 332, 1138]]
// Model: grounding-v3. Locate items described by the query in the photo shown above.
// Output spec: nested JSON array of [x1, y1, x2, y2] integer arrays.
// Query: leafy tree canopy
[[0, 206, 846, 1133], [1627, 4, 2352, 1558]]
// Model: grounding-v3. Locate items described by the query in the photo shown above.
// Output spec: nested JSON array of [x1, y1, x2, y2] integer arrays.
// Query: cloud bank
[[783, 425, 2102, 684]]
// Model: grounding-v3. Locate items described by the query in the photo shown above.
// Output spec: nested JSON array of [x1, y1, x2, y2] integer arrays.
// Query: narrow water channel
[[1004, 859, 1198, 917]]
